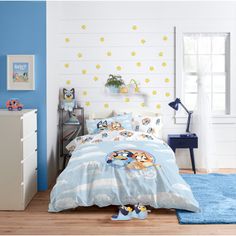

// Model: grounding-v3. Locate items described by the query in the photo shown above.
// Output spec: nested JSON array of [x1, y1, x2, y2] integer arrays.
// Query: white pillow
[[113, 110, 163, 138], [132, 114, 162, 138]]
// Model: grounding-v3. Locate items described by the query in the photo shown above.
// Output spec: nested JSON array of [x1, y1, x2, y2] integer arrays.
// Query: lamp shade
[[168, 98, 181, 111]]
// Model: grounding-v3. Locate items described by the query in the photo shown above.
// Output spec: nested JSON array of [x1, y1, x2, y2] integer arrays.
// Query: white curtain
[[192, 60, 214, 171]]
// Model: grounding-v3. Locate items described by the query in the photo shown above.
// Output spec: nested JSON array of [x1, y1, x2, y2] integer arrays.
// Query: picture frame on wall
[[7, 55, 35, 90]]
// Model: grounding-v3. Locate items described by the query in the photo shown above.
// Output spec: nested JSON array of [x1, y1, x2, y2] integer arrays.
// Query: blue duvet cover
[[49, 130, 199, 212]]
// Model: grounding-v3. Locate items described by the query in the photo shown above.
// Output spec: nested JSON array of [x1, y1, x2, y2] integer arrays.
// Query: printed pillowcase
[[132, 115, 162, 138], [86, 113, 133, 134]]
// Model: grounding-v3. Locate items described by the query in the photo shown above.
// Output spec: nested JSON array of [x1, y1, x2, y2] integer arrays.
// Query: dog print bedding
[[48, 129, 199, 212]]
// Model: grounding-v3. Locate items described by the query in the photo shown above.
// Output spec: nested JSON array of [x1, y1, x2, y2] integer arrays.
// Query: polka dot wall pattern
[[59, 20, 174, 115]]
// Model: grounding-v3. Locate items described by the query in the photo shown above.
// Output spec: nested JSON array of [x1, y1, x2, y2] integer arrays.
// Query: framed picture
[[7, 55, 35, 90]]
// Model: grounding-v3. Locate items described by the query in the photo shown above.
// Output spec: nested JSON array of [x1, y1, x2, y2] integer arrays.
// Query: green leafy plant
[[105, 74, 125, 88]]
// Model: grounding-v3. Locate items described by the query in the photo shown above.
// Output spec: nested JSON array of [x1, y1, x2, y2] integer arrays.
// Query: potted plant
[[105, 74, 125, 93]]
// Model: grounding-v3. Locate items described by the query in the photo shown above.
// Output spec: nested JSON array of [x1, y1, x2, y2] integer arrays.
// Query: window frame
[[175, 23, 236, 124], [183, 33, 230, 115]]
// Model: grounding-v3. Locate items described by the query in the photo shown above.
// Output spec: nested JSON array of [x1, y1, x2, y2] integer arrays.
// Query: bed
[[48, 111, 199, 213]]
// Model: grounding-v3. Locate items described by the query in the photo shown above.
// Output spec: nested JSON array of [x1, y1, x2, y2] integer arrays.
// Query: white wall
[[47, 1, 236, 176], [47, 4, 61, 186]]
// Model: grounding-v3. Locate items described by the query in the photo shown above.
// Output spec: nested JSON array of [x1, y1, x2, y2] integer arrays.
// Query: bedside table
[[168, 134, 198, 174], [59, 107, 84, 170]]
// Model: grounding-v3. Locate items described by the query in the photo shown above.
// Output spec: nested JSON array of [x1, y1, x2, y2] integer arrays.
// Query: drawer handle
[[21, 150, 37, 163], [21, 131, 37, 142], [35, 148, 38, 152]]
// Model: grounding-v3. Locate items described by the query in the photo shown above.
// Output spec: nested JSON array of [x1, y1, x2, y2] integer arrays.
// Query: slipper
[[132, 204, 150, 220], [111, 206, 133, 221]]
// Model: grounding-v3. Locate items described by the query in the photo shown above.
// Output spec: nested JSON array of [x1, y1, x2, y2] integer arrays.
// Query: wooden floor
[[0, 170, 236, 235]]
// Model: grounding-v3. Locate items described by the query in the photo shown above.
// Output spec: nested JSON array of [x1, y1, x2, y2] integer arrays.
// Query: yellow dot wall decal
[[163, 35, 168, 41], [165, 78, 170, 83], [149, 66, 155, 71], [116, 66, 122, 71], [96, 64, 101, 69], [81, 25, 86, 30], [136, 62, 141, 67], [104, 103, 109, 109], [82, 69, 87, 74], [77, 53, 83, 58], [162, 62, 167, 67], [60, 23, 174, 115], [106, 51, 112, 56], [165, 92, 170, 97], [140, 39, 146, 44]]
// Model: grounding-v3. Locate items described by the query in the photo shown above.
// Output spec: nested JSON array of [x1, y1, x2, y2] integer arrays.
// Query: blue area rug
[[176, 173, 236, 224]]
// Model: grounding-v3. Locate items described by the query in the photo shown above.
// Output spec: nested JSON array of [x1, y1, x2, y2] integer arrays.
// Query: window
[[183, 33, 230, 114]]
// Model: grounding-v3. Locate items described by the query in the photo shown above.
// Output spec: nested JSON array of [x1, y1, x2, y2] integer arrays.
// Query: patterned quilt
[[48, 130, 199, 212]]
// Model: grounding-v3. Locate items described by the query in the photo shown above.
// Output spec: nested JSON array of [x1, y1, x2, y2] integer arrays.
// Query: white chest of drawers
[[0, 109, 37, 210]]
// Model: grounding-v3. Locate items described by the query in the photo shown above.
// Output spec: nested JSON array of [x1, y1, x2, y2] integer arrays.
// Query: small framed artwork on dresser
[[7, 55, 35, 90]]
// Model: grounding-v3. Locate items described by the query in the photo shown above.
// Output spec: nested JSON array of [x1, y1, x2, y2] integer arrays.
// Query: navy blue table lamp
[[168, 98, 193, 133]]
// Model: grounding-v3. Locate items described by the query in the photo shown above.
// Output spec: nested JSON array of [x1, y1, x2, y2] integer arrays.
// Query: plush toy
[[111, 206, 133, 221], [131, 204, 151, 220], [61, 88, 79, 123], [61, 88, 76, 112], [111, 204, 151, 221]]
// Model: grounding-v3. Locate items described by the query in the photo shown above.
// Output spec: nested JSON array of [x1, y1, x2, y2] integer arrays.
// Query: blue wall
[[0, 1, 47, 190]]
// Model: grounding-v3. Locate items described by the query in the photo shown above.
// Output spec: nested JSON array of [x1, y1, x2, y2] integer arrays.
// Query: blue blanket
[[49, 130, 199, 212]]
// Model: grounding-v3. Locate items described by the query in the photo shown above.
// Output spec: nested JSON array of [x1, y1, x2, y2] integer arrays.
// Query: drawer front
[[169, 138, 198, 149], [22, 111, 37, 138], [22, 133, 37, 160], [22, 151, 37, 208]]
